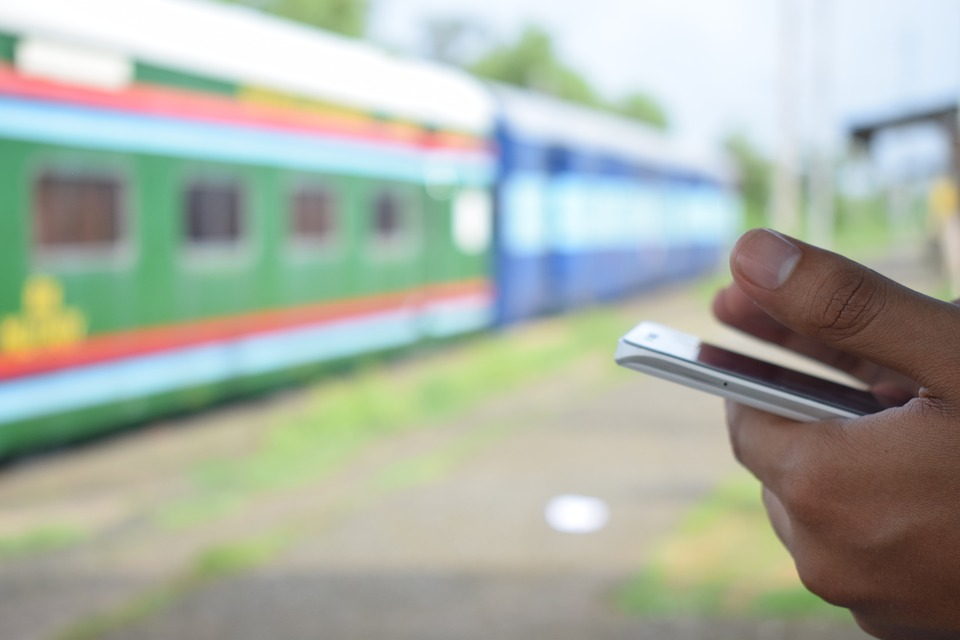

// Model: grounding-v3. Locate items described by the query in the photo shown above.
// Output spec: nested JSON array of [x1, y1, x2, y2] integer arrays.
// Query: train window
[[34, 171, 124, 253], [290, 186, 338, 246], [183, 179, 244, 246], [372, 190, 405, 244]]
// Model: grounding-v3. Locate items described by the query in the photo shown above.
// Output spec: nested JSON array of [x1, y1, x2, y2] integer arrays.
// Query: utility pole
[[806, 0, 835, 248], [772, 0, 802, 235]]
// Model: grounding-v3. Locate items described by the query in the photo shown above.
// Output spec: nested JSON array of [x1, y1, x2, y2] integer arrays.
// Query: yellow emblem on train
[[0, 276, 87, 355]]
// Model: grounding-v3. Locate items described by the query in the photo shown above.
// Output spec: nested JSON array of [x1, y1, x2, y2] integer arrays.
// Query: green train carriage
[[0, 0, 497, 456]]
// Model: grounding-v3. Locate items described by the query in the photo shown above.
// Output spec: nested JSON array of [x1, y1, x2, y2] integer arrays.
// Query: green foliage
[[220, 0, 369, 37], [833, 195, 896, 256], [470, 26, 602, 107], [616, 92, 670, 131], [724, 131, 773, 228], [466, 24, 669, 129]]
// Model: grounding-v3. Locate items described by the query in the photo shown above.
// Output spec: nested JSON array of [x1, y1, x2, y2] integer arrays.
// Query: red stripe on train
[[0, 280, 492, 382], [0, 64, 492, 154]]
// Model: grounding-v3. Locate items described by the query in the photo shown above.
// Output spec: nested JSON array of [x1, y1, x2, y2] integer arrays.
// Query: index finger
[[730, 230, 960, 400], [712, 282, 891, 385]]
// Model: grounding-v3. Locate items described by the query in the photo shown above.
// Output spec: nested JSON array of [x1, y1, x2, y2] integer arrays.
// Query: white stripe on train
[[0, 296, 492, 424]]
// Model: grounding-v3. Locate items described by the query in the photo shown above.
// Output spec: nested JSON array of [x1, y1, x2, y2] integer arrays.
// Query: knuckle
[[810, 266, 887, 343], [775, 468, 823, 523], [850, 614, 888, 640], [795, 556, 865, 607], [724, 403, 746, 462], [912, 394, 953, 421], [776, 438, 849, 526]]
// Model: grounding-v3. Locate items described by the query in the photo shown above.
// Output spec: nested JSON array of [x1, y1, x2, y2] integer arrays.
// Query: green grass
[[156, 307, 630, 529], [0, 525, 88, 559], [833, 214, 906, 262], [373, 412, 525, 492], [191, 533, 294, 580], [617, 470, 847, 620]]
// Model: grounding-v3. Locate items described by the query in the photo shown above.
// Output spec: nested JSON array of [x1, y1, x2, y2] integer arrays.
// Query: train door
[[358, 179, 425, 348], [417, 147, 494, 340], [547, 145, 599, 311], [494, 133, 553, 325], [544, 145, 570, 313], [418, 168, 446, 341], [631, 167, 670, 290]]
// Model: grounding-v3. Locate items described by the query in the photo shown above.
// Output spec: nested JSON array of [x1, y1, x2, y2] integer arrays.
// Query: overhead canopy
[[849, 101, 958, 147]]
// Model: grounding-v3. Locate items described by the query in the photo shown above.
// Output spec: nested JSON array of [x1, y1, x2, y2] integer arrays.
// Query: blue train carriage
[[0, 0, 497, 456], [658, 145, 741, 280], [491, 85, 741, 324]]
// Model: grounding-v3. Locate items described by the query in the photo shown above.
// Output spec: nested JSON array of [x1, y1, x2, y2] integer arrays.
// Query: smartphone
[[615, 321, 887, 422]]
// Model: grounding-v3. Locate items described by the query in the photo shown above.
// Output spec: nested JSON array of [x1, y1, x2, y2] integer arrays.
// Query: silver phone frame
[[615, 321, 863, 422]]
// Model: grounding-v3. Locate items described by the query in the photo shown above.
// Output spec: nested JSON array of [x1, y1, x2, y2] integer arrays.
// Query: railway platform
[[1, 243, 934, 640]]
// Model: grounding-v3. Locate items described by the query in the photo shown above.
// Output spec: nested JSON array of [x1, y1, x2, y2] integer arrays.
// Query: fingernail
[[734, 229, 802, 290]]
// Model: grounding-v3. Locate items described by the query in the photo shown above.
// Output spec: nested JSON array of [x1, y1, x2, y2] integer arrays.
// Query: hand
[[713, 229, 960, 640]]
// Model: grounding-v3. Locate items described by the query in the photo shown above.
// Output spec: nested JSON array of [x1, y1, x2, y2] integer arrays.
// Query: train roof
[[492, 84, 733, 182], [0, 0, 495, 135]]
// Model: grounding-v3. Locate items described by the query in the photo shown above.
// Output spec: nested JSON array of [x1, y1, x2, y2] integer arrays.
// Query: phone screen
[[628, 325, 888, 416], [694, 343, 886, 415]]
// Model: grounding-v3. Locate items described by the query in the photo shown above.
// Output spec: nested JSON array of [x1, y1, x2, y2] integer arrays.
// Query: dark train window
[[290, 186, 337, 245], [34, 172, 124, 252], [183, 180, 244, 245], [372, 190, 405, 243]]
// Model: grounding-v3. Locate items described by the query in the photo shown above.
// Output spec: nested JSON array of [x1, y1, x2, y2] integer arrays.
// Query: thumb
[[730, 229, 960, 399]]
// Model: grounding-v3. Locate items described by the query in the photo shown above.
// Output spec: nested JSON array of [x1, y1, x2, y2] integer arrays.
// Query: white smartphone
[[615, 321, 887, 422]]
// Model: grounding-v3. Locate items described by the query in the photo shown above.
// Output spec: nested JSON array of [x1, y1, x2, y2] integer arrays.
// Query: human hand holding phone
[[718, 229, 960, 639]]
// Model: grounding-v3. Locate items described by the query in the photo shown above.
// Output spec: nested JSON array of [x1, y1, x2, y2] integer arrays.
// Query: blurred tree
[[724, 131, 773, 227], [616, 92, 669, 131], [468, 26, 602, 108], [220, 0, 369, 37], [466, 25, 670, 130]]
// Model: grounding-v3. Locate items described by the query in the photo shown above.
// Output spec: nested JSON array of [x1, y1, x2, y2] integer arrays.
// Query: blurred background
[[0, 0, 958, 638]]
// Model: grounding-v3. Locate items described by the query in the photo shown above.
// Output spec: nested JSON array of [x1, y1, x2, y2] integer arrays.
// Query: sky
[[370, 0, 960, 166]]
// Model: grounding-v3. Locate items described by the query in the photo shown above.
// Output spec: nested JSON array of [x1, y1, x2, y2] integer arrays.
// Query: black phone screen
[[693, 341, 888, 416]]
